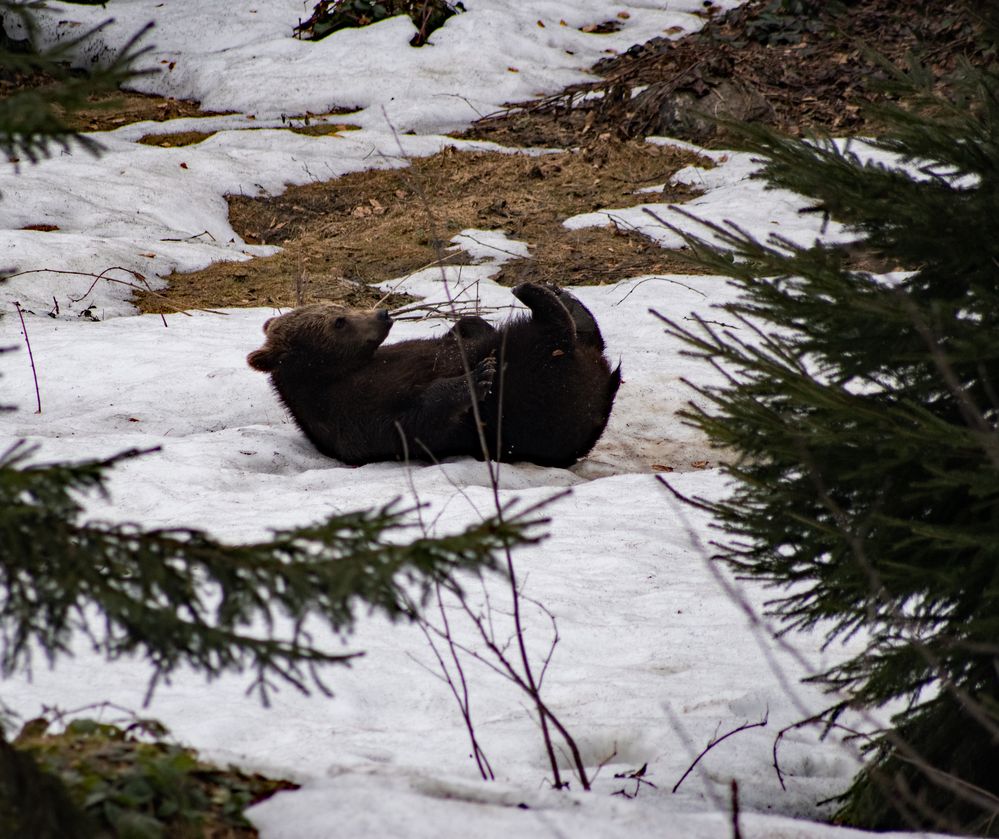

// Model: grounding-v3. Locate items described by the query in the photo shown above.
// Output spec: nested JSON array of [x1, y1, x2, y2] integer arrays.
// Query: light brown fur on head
[[247, 303, 392, 372]]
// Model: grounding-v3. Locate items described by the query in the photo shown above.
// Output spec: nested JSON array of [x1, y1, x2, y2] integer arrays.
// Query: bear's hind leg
[[554, 289, 606, 352], [511, 283, 576, 352]]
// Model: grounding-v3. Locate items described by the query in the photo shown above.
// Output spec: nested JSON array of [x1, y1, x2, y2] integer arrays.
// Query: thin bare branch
[[672, 711, 768, 794]]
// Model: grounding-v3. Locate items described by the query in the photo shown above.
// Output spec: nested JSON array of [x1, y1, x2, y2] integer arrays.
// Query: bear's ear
[[247, 347, 279, 371]]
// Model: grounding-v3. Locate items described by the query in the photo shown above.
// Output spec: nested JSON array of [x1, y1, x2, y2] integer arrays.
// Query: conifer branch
[[0, 445, 541, 702], [658, 56, 999, 834]]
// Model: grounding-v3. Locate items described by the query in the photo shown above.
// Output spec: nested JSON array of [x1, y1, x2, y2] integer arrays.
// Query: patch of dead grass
[[137, 130, 217, 148], [495, 225, 698, 286], [137, 138, 709, 313], [136, 123, 362, 148], [63, 89, 227, 132], [288, 122, 362, 137]]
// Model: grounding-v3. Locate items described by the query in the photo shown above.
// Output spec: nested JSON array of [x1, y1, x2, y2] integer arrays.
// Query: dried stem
[[672, 712, 768, 794], [379, 115, 592, 791], [12, 301, 41, 413], [730, 779, 743, 839], [3, 266, 231, 326]]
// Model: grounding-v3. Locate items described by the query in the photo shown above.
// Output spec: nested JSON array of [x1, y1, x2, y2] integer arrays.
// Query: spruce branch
[[658, 57, 999, 834], [0, 445, 541, 703], [0, 6, 155, 165]]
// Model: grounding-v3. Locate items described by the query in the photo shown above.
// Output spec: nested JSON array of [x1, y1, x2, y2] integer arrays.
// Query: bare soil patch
[[137, 129, 217, 148], [65, 88, 222, 132], [1, 64, 220, 130], [464, 0, 992, 148], [136, 139, 708, 313], [0, 56, 223, 132], [135, 123, 360, 149], [495, 225, 698, 288]]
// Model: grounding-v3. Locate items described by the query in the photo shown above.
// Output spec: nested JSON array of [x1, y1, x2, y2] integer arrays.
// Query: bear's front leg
[[423, 353, 496, 407], [396, 355, 496, 459]]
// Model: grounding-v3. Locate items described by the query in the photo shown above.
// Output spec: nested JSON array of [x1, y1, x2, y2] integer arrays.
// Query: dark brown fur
[[247, 285, 620, 467], [247, 304, 495, 465], [479, 284, 621, 467]]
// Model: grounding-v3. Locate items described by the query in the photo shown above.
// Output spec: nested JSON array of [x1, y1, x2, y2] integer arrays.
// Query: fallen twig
[[672, 711, 768, 793], [772, 710, 871, 792], [160, 230, 217, 243], [389, 298, 509, 321], [3, 266, 227, 325], [5, 267, 182, 326], [612, 762, 657, 799]]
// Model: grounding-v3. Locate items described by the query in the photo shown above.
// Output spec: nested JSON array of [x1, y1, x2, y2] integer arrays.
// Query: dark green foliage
[[0, 728, 91, 839], [10, 715, 296, 838], [295, 0, 462, 47], [0, 440, 539, 702], [0, 2, 154, 164], [838, 693, 999, 833], [743, 0, 845, 45], [657, 63, 999, 833]]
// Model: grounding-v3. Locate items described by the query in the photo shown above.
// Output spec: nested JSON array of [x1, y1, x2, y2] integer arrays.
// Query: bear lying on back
[[247, 284, 620, 467], [247, 304, 496, 465]]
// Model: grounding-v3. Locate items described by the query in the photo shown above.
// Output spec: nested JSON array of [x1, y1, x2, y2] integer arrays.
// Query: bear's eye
[[333, 317, 347, 330]]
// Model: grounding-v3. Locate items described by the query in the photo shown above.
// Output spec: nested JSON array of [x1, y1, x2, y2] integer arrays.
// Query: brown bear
[[247, 303, 496, 465], [247, 284, 620, 467], [478, 283, 621, 467]]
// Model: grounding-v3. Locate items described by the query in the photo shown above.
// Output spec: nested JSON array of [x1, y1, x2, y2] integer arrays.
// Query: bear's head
[[247, 303, 393, 374]]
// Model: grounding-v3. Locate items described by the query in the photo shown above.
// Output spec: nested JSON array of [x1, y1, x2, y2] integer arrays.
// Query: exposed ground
[[0, 71, 218, 131], [136, 138, 706, 313], [63, 88, 223, 132], [466, 0, 993, 147]]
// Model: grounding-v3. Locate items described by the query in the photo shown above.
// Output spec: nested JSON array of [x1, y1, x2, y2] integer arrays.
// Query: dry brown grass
[[63, 90, 226, 132], [135, 123, 362, 148], [136, 137, 709, 313]]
